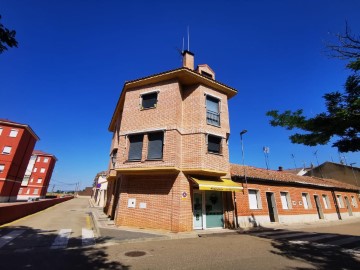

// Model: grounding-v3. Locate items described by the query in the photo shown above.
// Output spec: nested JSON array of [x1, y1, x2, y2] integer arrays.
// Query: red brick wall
[[0, 196, 73, 225]]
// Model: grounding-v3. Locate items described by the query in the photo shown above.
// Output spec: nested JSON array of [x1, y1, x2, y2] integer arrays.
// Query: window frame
[[40, 168, 46, 173], [207, 134, 222, 154], [33, 188, 39, 195], [206, 94, 221, 127], [301, 193, 312, 209], [351, 196, 358, 208], [44, 157, 49, 163], [147, 132, 164, 160], [140, 91, 158, 110], [280, 191, 292, 210], [9, 129, 18, 138], [37, 178, 42, 184], [0, 127, 2, 136], [336, 194, 344, 208], [128, 134, 144, 161], [248, 189, 262, 210], [0, 164, 4, 173], [322, 194, 331, 209], [2, 146, 12, 155]]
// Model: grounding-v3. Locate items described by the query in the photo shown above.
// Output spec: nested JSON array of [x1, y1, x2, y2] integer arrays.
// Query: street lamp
[[240, 130, 248, 188]]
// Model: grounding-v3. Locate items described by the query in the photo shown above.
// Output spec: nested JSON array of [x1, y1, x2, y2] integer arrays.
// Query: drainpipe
[[233, 191, 239, 228], [331, 188, 342, 220]]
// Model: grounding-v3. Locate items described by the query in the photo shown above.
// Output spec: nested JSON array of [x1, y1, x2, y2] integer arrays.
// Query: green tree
[[266, 26, 360, 153], [0, 15, 18, 54]]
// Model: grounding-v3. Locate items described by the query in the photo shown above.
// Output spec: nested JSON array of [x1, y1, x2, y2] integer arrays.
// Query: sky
[[1, 0, 359, 191]]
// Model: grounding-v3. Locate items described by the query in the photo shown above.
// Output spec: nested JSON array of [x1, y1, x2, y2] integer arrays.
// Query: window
[[37, 178, 42, 184], [141, 92, 158, 109], [206, 95, 220, 126], [0, 127, 2, 135], [248, 189, 262, 209], [128, 134, 144, 161], [26, 189, 30, 194], [280, 192, 291, 209], [336, 195, 344, 208], [351, 196, 358, 208], [33, 188, 39, 195], [9, 129, 18, 137], [207, 134, 222, 154], [30, 178, 34, 183], [2, 146, 12, 154], [37, 157, 41, 162], [322, 195, 331, 209], [0, 164, 4, 173], [19, 188, 23, 194], [302, 193, 312, 209], [147, 132, 164, 160], [44, 157, 49, 163], [40, 168, 45, 173], [110, 149, 118, 168], [33, 167, 37, 172]]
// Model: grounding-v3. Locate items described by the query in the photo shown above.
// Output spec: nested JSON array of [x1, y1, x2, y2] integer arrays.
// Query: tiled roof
[[230, 164, 359, 191], [32, 150, 57, 160]]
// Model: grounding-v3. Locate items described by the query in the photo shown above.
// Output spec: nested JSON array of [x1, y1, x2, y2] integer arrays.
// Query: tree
[[266, 26, 360, 153], [0, 15, 18, 54]]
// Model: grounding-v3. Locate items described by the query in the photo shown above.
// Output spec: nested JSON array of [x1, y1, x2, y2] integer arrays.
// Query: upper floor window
[[0, 127, 3, 135], [33, 188, 39, 195], [207, 134, 222, 154], [40, 168, 46, 173], [0, 164, 4, 173], [110, 148, 118, 168], [33, 167, 37, 173], [37, 178, 42, 183], [128, 134, 144, 161], [2, 146, 12, 155], [9, 129, 18, 138], [37, 157, 41, 162], [147, 132, 164, 160], [141, 92, 158, 109], [206, 95, 220, 126], [44, 157, 49, 163], [280, 192, 292, 209]]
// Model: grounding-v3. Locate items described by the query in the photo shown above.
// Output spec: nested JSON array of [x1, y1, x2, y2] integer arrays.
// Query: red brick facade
[[0, 119, 39, 202]]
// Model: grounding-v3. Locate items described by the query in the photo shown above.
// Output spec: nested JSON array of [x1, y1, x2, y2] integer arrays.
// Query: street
[[0, 198, 359, 269]]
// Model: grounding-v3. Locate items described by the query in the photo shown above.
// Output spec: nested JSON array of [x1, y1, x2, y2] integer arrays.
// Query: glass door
[[205, 192, 223, 228], [193, 192, 203, 229]]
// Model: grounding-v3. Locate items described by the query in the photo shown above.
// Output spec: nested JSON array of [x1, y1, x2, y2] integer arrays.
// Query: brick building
[[0, 119, 39, 202], [231, 164, 360, 228], [17, 150, 57, 200], [105, 51, 242, 232]]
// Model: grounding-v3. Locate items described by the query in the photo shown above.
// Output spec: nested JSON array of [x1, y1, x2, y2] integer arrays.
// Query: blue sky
[[1, 0, 359, 190]]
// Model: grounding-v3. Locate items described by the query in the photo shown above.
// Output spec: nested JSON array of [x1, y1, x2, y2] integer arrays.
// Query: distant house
[[0, 119, 39, 202], [78, 187, 93, 197], [17, 150, 57, 200], [231, 164, 360, 228], [305, 162, 360, 187], [92, 171, 108, 207]]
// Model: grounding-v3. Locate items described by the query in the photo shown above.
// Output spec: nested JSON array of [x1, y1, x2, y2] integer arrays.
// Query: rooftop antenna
[[291, 154, 298, 169], [263, 146, 270, 170], [182, 36, 185, 53], [187, 26, 190, 51]]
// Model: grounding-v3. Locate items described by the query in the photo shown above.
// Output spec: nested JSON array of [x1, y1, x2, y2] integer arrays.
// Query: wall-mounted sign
[[128, 198, 136, 208], [182, 192, 187, 198], [139, 202, 147, 209]]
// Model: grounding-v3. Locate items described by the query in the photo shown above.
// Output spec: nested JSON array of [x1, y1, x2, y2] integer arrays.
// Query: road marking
[[51, 229, 72, 249], [82, 228, 95, 246], [0, 230, 25, 248]]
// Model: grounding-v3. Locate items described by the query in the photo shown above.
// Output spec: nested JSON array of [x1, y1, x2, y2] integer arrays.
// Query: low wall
[[0, 196, 73, 225]]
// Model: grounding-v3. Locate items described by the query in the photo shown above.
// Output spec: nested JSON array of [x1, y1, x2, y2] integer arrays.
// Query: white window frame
[[351, 196, 358, 208], [0, 127, 3, 135], [44, 157, 49, 163], [2, 146, 12, 154], [280, 192, 292, 209], [302, 193, 312, 209], [33, 188, 39, 195], [30, 178, 34, 183], [336, 195, 344, 208], [248, 189, 262, 209], [40, 168, 45, 173], [37, 178, 42, 184], [37, 157, 41, 162], [9, 129, 18, 138], [322, 194, 331, 209], [26, 189, 30, 194], [0, 164, 4, 173], [33, 167, 37, 173]]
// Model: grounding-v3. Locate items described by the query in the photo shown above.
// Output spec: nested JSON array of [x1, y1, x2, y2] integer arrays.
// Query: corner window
[[248, 189, 262, 209], [2, 146, 12, 155], [9, 129, 18, 138], [206, 95, 220, 126], [141, 92, 158, 109], [207, 134, 222, 154], [336, 195, 344, 208], [280, 192, 291, 209], [302, 193, 312, 209], [147, 132, 164, 160], [322, 194, 331, 209], [128, 134, 144, 161], [0, 164, 4, 173]]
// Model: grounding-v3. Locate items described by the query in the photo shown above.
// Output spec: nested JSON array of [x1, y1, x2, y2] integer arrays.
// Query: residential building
[[0, 119, 39, 202], [92, 171, 108, 207], [231, 164, 360, 228], [305, 162, 360, 187], [105, 51, 242, 232], [17, 150, 57, 200]]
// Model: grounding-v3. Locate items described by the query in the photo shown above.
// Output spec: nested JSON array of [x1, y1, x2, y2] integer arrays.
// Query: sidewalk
[[88, 199, 360, 243]]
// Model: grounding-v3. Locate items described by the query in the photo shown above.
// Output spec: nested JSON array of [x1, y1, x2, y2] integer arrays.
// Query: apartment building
[[105, 51, 242, 232], [0, 119, 39, 202], [231, 164, 360, 227], [17, 150, 57, 200]]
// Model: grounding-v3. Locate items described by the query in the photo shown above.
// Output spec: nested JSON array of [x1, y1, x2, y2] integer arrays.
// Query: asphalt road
[[0, 197, 359, 270]]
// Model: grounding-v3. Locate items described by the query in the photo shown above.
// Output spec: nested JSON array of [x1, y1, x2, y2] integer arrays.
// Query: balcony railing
[[207, 110, 220, 126]]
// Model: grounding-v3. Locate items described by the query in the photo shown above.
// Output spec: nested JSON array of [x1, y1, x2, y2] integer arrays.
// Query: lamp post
[[240, 130, 248, 188]]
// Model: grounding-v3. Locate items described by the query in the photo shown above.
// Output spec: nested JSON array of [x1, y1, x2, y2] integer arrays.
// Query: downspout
[[233, 191, 239, 228]]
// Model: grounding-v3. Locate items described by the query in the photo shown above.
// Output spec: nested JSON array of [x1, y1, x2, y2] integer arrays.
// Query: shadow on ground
[[0, 226, 129, 270]]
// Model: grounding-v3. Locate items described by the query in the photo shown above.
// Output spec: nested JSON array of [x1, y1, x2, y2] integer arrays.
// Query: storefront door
[[193, 191, 224, 229]]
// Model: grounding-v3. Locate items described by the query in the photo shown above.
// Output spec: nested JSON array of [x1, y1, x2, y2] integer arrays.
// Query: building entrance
[[193, 191, 223, 229]]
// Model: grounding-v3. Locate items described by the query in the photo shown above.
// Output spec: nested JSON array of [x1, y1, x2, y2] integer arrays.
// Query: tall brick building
[[0, 119, 39, 202], [105, 51, 242, 231], [17, 150, 57, 200]]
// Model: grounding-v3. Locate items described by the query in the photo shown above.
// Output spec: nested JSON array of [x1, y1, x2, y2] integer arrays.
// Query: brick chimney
[[182, 50, 194, 70]]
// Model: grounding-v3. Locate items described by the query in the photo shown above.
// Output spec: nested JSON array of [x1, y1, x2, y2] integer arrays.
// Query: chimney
[[278, 166, 283, 171], [182, 50, 194, 70]]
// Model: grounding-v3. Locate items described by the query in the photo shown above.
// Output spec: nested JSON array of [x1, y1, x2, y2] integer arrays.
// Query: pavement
[[88, 198, 360, 244]]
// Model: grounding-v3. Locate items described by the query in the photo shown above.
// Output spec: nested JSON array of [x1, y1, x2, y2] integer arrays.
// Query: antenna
[[263, 146, 270, 170], [291, 154, 298, 169], [182, 37, 185, 53], [187, 26, 190, 51]]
